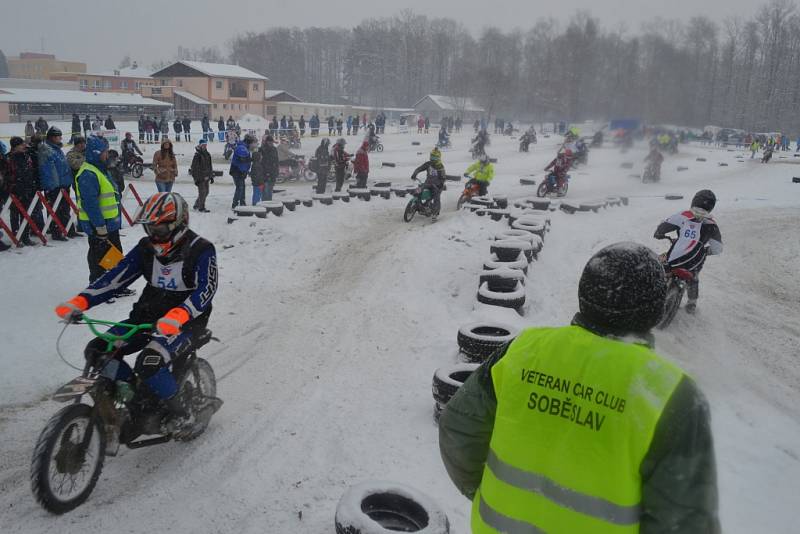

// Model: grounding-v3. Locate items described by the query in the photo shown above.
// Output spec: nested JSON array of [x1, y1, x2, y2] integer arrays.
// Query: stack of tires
[[431, 322, 519, 422]]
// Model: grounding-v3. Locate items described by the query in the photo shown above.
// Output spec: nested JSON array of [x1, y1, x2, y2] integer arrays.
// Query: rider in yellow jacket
[[464, 154, 495, 196]]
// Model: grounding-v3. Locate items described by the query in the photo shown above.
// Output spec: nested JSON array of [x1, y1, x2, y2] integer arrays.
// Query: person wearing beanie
[[439, 242, 720, 534], [38, 126, 73, 241]]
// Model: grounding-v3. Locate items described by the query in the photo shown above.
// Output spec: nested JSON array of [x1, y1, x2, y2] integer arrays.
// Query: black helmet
[[46, 126, 62, 138], [691, 189, 716, 213], [578, 243, 667, 334]]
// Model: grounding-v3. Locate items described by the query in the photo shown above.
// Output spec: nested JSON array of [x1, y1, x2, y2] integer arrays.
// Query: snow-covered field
[[0, 127, 798, 533]]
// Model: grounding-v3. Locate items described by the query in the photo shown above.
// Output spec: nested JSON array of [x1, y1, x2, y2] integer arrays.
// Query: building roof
[[84, 67, 153, 78], [413, 94, 484, 113], [0, 88, 171, 107], [0, 78, 78, 91], [152, 61, 267, 81], [265, 90, 302, 102], [174, 90, 211, 105]]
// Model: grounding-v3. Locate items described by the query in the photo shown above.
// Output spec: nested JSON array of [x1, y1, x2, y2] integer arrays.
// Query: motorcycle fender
[[52, 376, 99, 402]]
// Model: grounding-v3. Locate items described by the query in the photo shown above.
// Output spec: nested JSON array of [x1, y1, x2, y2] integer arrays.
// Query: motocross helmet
[[430, 148, 441, 162], [135, 192, 190, 257], [691, 189, 716, 217]]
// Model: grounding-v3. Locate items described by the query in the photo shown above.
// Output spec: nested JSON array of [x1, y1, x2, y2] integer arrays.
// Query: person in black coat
[[138, 115, 146, 143], [314, 138, 331, 194], [82, 115, 91, 137], [182, 116, 191, 142], [261, 136, 279, 201], [299, 115, 306, 137], [201, 115, 211, 142], [218, 116, 225, 136], [104, 115, 116, 130], [71, 114, 81, 144], [173, 118, 183, 142]]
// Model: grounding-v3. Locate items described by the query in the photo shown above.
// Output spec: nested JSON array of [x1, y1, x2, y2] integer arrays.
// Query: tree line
[[156, 0, 800, 133]]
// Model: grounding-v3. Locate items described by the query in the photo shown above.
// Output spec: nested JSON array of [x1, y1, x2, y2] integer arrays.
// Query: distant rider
[[653, 189, 723, 314], [644, 146, 664, 181], [411, 148, 447, 220], [55, 192, 218, 437], [121, 132, 143, 170], [438, 126, 451, 149], [544, 149, 572, 191], [463, 154, 494, 196]]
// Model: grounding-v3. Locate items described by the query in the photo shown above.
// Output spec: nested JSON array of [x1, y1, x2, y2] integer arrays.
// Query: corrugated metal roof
[[0, 88, 171, 107]]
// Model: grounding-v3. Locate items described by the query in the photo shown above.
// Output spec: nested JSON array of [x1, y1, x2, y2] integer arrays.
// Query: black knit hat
[[578, 242, 667, 334]]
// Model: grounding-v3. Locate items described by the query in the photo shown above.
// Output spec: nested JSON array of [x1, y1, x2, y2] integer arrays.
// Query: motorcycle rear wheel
[[376, 144, 384, 152], [457, 193, 470, 210], [176, 358, 218, 441], [403, 200, 418, 222], [657, 283, 684, 329], [557, 181, 569, 197], [31, 403, 106, 514]]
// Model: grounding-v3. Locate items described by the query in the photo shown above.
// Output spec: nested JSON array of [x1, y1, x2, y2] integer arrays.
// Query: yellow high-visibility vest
[[75, 162, 119, 222], [473, 326, 684, 533]]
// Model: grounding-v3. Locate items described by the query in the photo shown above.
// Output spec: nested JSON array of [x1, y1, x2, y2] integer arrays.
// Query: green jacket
[[439, 315, 720, 534], [465, 161, 495, 183]]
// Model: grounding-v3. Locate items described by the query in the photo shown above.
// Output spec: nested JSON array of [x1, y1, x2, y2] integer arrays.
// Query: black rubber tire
[[31, 403, 106, 514], [484, 253, 528, 275], [491, 240, 534, 262], [665, 194, 684, 201], [335, 481, 450, 534], [432, 363, 481, 404], [520, 177, 537, 185], [176, 357, 218, 441], [657, 284, 684, 329], [132, 163, 143, 178], [536, 181, 548, 197], [403, 200, 417, 222], [477, 281, 526, 311], [376, 144, 384, 152], [494, 196, 508, 209], [457, 322, 518, 363]]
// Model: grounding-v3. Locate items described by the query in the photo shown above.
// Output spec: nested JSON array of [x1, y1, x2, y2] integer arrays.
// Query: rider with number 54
[[55, 192, 219, 434], [654, 189, 723, 315]]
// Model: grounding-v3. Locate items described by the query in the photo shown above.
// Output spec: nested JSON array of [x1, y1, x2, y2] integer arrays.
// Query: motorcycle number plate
[[53, 376, 99, 402]]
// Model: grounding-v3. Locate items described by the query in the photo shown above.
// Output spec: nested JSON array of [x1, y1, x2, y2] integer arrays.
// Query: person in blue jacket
[[38, 127, 73, 241], [75, 135, 125, 283], [229, 134, 254, 209]]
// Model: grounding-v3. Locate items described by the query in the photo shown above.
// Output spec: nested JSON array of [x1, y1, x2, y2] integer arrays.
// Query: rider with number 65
[[55, 192, 219, 435], [654, 189, 722, 314]]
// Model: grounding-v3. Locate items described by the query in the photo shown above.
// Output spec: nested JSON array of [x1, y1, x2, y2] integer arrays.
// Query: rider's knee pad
[[136, 348, 177, 399]]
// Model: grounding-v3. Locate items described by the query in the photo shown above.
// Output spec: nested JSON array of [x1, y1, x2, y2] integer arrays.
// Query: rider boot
[[685, 278, 700, 314]]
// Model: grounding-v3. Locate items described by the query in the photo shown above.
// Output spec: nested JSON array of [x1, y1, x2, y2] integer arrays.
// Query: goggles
[[143, 222, 174, 243]]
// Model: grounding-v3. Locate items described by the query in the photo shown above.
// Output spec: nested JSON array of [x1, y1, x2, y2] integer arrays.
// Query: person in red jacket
[[354, 140, 369, 188]]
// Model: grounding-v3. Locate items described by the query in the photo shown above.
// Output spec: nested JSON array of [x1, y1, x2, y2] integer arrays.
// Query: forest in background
[[151, 0, 800, 131]]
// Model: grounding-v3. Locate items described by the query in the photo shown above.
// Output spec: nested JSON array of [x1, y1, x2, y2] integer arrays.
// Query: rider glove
[[156, 307, 190, 336], [55, 295, 89, 321]]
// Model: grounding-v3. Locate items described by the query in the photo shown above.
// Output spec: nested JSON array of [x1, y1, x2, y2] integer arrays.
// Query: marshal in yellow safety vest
[[471, 326, 684, 533], [74, 161, 119, 223]]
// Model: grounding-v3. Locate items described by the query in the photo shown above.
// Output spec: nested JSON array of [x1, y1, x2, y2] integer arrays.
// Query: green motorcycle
[[403, 178, 440, 222], [31, 316, 222, 514]]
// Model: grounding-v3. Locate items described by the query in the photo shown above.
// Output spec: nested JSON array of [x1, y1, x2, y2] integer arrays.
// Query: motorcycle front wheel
[[536, 181, 549, 198], [132, 163, 143, 178], [31, 403, 106, 514], [403, 200, 418, 222]]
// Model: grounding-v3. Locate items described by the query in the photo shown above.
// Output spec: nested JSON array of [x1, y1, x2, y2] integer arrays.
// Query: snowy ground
[[0, 127, 798, 533]]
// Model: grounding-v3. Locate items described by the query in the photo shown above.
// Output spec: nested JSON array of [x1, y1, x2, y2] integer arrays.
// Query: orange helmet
[[135, 192, 189, 256]]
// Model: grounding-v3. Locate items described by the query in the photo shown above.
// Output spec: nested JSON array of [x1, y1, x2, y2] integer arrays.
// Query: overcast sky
[[2, 0, 759, 71]]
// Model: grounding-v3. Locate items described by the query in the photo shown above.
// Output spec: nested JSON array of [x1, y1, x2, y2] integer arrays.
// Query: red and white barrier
[[0, 184, 143, 248]]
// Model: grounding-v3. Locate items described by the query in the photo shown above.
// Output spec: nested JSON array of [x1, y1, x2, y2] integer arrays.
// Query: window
[[215, 80, 223, 90], [93, 80, 101, 89], [103, 80, 112, 89], [229, 80, 247, 98], [223, 104, 227, 110], [121, 81, 128, 90], [253, 83, 259, 92], [80, 79, 88, 89], [151, 87, 162, 95], [135, 81, 142, 90]]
